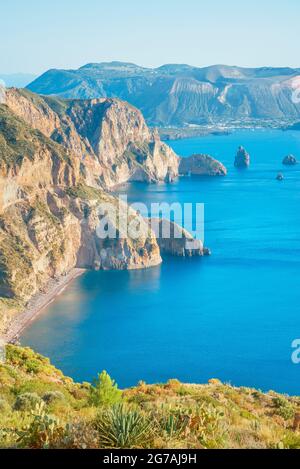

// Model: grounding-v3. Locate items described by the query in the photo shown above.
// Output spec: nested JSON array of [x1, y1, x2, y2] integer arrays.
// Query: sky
[[1, 0, 299, 74]]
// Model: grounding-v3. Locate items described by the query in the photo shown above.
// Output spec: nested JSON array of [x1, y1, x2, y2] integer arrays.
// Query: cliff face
[[179, 154, 227, 176], [234, 146, 250, 168], [0, 182, 162, 332], [0, 91, 181, 332], [149, 218, 204, 257], [5, 89, 179, 189]]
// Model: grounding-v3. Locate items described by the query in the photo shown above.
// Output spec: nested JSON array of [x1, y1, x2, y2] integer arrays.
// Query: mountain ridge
[[27, 62, 300, 127]]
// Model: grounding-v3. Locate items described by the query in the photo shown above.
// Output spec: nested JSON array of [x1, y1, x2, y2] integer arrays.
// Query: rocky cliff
[[5, 89, 179, 189], [149, 218, 205, 257], [234, 146, 250, 168], [0, 90, 181, 332], [179, 154, 227, 176], [282, 154, 297, 165]]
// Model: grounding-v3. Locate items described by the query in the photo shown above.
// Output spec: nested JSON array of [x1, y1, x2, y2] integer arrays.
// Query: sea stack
[[276, 173, 284, 181], [179, 154, 227, 176], [282, 154, 297, 166], [234, 146, 250, 168]]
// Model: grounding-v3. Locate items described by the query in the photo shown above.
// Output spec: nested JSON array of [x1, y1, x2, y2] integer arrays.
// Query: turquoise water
[[21, 129, 300, 394]]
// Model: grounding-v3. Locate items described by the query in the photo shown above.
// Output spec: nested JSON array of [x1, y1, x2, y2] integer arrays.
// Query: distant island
[[27, 62, 300, 129]]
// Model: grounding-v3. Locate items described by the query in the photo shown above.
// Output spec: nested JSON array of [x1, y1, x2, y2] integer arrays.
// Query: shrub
[[42, 391, 65, 405], [95, 404, 153, 448], [16, 402, 65, 448], [158, 413, 189, 438], [60, 421, 99, 449], [90, 371, 122, 407], [273, 397, 295, 420], [189, 403, 225, 447], [14, 393, 42, 412], [0, 398, 10, 413], [208, 379, 222, 385], [165, 379, 181, 391], [281, 431, 300, 449]]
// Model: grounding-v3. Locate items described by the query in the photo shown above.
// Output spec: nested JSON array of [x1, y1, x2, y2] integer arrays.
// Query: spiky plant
[[158, 413, 189, 438], [95, 404, 153, 448]]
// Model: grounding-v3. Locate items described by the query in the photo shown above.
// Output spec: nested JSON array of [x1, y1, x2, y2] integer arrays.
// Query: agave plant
[[95, 404, 153, 448]]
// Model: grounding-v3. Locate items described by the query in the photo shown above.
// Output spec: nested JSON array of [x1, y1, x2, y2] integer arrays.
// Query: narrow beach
[[2, 268, 86, 344]]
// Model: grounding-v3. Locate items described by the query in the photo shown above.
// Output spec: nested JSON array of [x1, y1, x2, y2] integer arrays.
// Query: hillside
[[0, 344, 300, 449], [27, 62, 300, 127], [0, 89, 181, 335], [5, 88, 179, 188]]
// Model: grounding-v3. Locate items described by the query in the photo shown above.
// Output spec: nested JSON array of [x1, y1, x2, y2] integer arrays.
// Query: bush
[[95, 404, 153, 448], [16, 402, 65, 448], [90, 371, 122, 407], [42, 391, 65, 405], [273, 397, 295, 420], [165, 379, 181, 391], [0, 398, 10, 413], [158, 413, 189, 438], [60, 421, 99, 449], [188, 403, 225, 448], [14, 393, 42, 412], [281, 431, 300, 449]]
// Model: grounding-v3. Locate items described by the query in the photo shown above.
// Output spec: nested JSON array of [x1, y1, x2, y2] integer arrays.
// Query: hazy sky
[[1, 0, 299, 74]]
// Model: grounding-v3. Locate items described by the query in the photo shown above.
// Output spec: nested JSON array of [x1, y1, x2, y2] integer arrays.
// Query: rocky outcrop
[[75, 191, 161, 271], [276, 173, 284, 181], [0, 183, 162, 334], [234, 146, 250, 168], [282, 154, 297, 165], [5, 89, 179, 189], [0, 104, 80, 213], [149, 218, 206, 257], [179, 154, 227, 176]]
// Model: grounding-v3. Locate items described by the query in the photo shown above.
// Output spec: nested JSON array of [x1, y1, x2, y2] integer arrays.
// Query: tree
[[90, 371, 122, 407]]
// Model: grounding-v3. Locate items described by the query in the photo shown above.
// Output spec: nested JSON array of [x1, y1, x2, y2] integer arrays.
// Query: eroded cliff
[[5, 89, 179, 188], [0, 92, 178, 332]]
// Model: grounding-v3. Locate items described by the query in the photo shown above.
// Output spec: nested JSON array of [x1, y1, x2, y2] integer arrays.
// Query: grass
[[0, 345, 300, 449]]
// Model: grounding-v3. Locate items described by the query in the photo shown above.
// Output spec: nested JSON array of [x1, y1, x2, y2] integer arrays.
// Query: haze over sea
[[21, 129, 300, 395]]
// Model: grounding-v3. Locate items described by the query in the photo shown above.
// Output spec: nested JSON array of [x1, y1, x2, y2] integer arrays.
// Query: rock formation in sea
[[234, 146, 250, 168], [179, 154, 227, 176], [276, 173, 284, 181], [282, 154, 297, 165], [149, 218, 205, 257]]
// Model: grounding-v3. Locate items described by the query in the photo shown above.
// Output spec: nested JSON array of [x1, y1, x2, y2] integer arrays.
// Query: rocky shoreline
[[2, 268, 86, 344]]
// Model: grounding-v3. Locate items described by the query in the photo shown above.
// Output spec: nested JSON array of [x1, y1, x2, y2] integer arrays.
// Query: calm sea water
[[21, 129, 300, 394]]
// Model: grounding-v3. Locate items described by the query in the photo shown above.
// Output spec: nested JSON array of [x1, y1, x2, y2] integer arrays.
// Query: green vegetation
[[14, 393, 43, 411], [89, 371, 122, 407], [0, 104, 72, 169], [66, 183, 105, 201], [95, 404, 153, 448], [273, 396, 295, 420], [0, 345, 300, 449]]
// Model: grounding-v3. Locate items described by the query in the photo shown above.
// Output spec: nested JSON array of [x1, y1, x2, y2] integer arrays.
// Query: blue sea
[[21, 129, 300, 395]]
